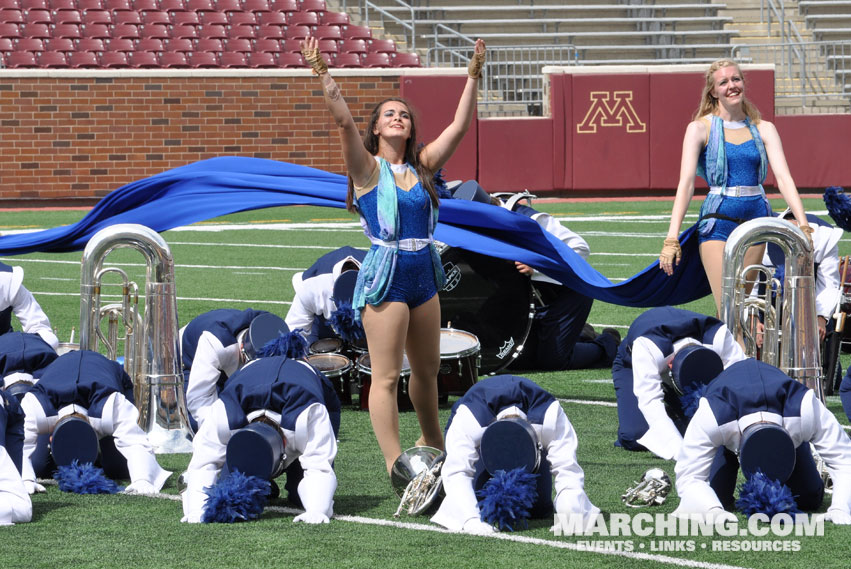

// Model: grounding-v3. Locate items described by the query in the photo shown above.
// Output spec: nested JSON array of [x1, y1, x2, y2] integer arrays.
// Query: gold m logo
[[577, 91, 646, 134]]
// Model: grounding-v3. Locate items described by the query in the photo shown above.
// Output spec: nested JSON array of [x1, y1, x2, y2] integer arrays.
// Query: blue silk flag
[[0, 157, 708, 307]]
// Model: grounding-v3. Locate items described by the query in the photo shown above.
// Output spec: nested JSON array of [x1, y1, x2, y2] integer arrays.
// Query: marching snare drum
[[355, 352, 412, 411], [437, 243, 535, 375], [306, 353, 353, 406], [309, 337, 344, 355], [438, 328, 480, 396]]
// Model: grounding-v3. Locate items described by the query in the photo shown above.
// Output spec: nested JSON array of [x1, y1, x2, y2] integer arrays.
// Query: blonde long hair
[[693, 59, 761, 123]]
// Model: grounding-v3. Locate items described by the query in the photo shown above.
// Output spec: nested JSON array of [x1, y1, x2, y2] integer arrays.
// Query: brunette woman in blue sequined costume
[[659, 59, 811, 316], [302, 37, 486, 474]]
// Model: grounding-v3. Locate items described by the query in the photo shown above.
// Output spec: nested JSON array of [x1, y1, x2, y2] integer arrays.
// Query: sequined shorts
[[698, 195, 772, 243], [373, 249, 438, 309]]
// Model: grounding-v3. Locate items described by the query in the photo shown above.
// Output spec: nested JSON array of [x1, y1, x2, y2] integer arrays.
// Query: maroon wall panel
[[549, 73, 572, 191], [776, 113, 851, 189], [400, 75, 477, 182], [477, 118, 553, 191], [571, 73, 651, 190]]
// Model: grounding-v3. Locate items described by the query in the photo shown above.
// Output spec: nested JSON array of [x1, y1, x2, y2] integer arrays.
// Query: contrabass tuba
[[80, 223, 194, 453], [721, 217, 823, 401]]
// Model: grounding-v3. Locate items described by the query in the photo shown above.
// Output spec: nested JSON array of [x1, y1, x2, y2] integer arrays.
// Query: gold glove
[[800, 224, 814, 248], [659, 238, 682, 268], [302, 45, 328, 76], [468, 49, 486, 79]]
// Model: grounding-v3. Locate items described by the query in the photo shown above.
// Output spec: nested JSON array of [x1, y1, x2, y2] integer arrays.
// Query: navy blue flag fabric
[[0, 157, 709, 307]]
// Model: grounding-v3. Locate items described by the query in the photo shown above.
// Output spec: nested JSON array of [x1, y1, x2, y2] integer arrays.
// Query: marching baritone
[[612, 306, 746, 460]]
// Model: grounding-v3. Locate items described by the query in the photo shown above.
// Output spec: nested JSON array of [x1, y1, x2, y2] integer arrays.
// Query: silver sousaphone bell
[[390, 446, 445, 517], [621, 468, 672, 508]]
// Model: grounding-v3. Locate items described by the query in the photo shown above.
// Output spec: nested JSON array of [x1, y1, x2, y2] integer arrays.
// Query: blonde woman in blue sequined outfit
[[659, 59, 811, 316], [302, 37, 486, 475]]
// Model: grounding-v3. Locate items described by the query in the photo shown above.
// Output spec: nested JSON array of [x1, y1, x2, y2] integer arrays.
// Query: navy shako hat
[[226, 421, 286, 481], [51, 415, 99, 468], [480, 417, 541, 475], [670, 345, 724, 395], [242, 313, 288, 361], [739, 422, 797, 483], [4, 376, 35, 401], [332, 270, 359, 308], [452, 180, 491, 204]]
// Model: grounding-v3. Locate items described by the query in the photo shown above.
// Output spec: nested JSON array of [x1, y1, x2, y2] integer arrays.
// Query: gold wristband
[[302, 47, 328, 76], [468, 50, 485, 79]]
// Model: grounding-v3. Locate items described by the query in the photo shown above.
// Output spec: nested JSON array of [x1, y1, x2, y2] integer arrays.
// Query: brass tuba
[[80, 223, 194, 453], [721, 217, 823, 400]]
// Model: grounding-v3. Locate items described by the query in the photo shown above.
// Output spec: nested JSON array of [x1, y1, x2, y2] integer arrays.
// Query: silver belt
[[708, 185, 762, 197], [369, 237, 432, 252]]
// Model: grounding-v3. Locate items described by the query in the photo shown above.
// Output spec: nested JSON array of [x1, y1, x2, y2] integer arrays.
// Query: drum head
[[439, 328, 480, 358], [356, 352, 411, 374], [307, 353, 351, 376], [309, 338, 343, 355], [438, 246, 533, 374]]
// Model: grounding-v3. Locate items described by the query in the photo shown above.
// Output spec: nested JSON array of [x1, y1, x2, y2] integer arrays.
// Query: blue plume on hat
[[679, 381, 710, 419], [476, 467, 538, 531], [735, 469, 800, 518], [329, 301, 365, 344], [433, 168, 452, 199], [258, 329, 308, 359], [201, 470, 271, 523], [54, 460, 120, 494], [824, 186, 851, 231]]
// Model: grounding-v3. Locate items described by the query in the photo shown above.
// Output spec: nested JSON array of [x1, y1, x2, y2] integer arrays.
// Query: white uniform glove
[[123, 480, 158, 495], [293, 511, 330, 524], [462, 518, 496, 535], [24, 481, 45, 494], [817, 509, 851, 525]]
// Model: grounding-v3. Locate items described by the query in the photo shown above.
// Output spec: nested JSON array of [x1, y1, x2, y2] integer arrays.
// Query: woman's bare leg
[[404, 295, 444, 451], [362, 301, 409, 474], [699, 240, 726, 317]]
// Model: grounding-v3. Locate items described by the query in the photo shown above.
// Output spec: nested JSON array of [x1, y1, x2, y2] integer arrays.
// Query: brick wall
[[0, 70, 402, 203]]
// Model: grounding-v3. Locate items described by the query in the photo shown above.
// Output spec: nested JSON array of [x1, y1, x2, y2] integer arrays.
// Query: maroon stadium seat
[[280, 38, 300, 52], [75, 0, 104, 10], [158, 0, 185, 13], [105, 37, 133, 50], [37, 49, 69, 67], [283, 24, 309, 39], [222, 37, 250, 52], [227, 11, 255, 26], [368, 38, 395, 53], [0, 0, 18, 7], [136, 36, 164, 50], [20, 0, 48, 8], [184, 0, 212, 12], [21, 22, 50, 37], [193, 36, 220, 51], [81, 9, 112, 26], [341, 24, 370, 40], [51, 22, 83, 38], [268, 0, 295, 13], [104, 0, 132, 10], [330, 51, 361, 68], [256, 10, 284, 27], [109, 24, 139, 38], [255, 24, 283, 39], [48, 0, 76, 9], [0, 8, 23, 23], [274, 50, 303, 67], [187, 48, 217, 66], [242, 0, 268, 13], [24, 8, 50, 24], [98, 50, 130, 66], [80, 23, 111, 38], [213, 0, 239, 13], [68, 49, 100, 67], [196, 22, 225, 38], [139, 22, 169, 38], [286, 10, 316, 26], [312, 24, 340, 41], [141, 9, 169, 24], [158, 49, 189, 66], [197, 10, 224, 25], [338, 38, 366, 54], [14, 36, 44, 51], [298, 0, 324, 13], [217, 50, 246, 67], [319, 11, 346, 26], [44, 36, 75, 51], [162, 37, 191, 51], [52, 8, 82, 23], [130, 0, 156, 11], [112, 10, 141, 25], [0, 36, 13, 49], [0, 22, 21, 37], [247, 50, 275, 67], [251, 37, 279, 52], [128, 49, 159, 67], [76, 36, 105, 50], [391, 51, 420, 67], [226, 24, 255, 39], [317, 38, 336, 54], [4, 49, 37, 66], [171, 10, 199, 26], [361, 52, 390, 67], [170, 24, 198, 38]]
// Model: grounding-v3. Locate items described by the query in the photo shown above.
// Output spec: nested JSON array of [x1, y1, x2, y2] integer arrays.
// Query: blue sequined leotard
[[353, 159, 444, 310], [697, 117, 772, 243]]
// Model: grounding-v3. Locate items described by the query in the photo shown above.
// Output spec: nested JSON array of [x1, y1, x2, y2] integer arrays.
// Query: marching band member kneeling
[[181, 353, 341, 524], [181, 309, 290, 431], [613, 306, 746, 459], [428, 375, 599, 534], [18, 350, 171, 495], [0, 388, 31, 525], [674, 358, 851, 524]]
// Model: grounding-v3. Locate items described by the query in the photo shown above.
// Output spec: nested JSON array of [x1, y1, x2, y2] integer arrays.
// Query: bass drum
[[436, 243, 534, 375]]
